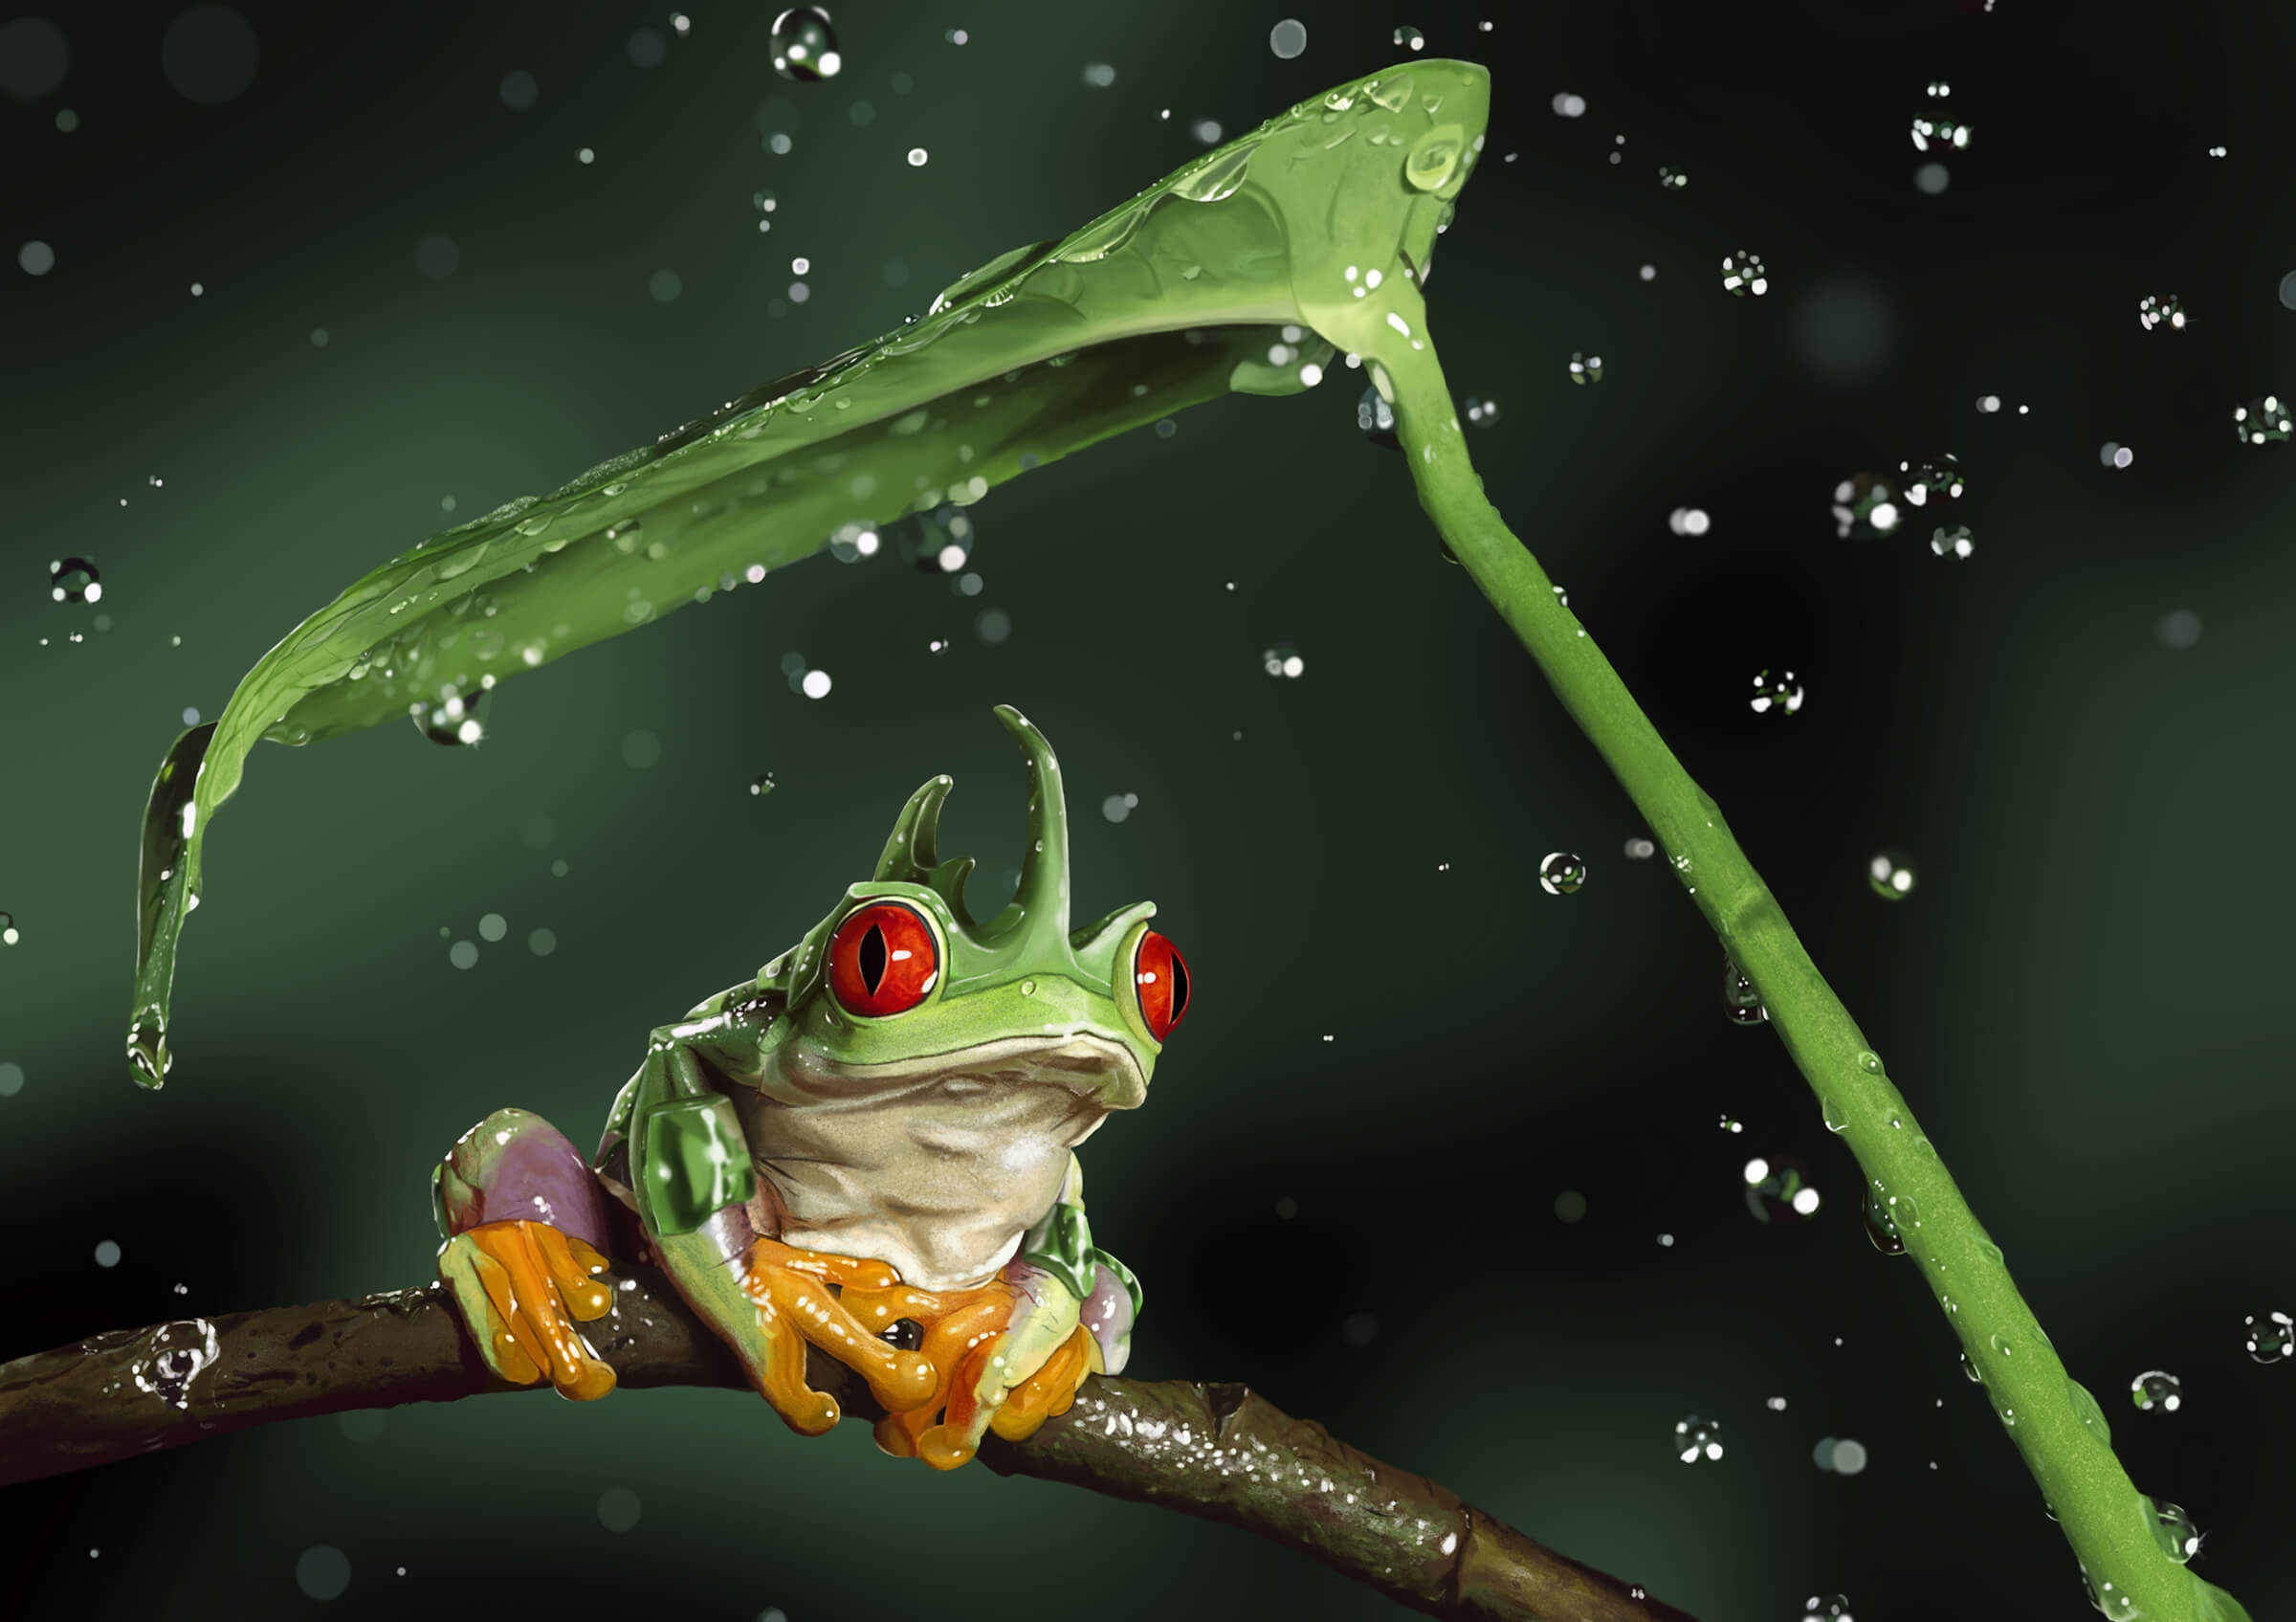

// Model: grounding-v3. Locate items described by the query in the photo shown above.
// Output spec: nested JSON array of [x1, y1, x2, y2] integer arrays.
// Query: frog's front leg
[[843, 1155, 1145, 1470], [619, 1037, 938, 1434]]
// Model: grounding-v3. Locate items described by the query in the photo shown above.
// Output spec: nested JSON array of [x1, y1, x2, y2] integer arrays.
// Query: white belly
[[735, 1075, 1108, 1290]]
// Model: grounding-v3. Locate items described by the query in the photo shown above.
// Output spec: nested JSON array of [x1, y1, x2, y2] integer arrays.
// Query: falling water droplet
[[2244, 1309, 2293, 1363], [1391, 24, 1425, 51], [749, 773, 776, 797], [1672, 1414, 1723, 1462], [1537, 853, 1587, 895], [1744, 1155, 1821, 1223], [770, 7, 841, 81], [1929, 522, 1975, 559], [0, 911, 16, 947], [1568, 351, 1603, 385], [1899, 455, 1965, 506], [49, 556, 102, 604], [1867, 848, 1917, 900], [1831, 472, 1902, 540], [1749, 668, 1804, 716], [1464, 396, 1501, 427], [2233, 393, 2291, 446], [2130, 1369, 2183, 1412], [1801, 1597, 1855, 1622], [1261, 645, 1306, 679], [1720, 249, 1769, 297]]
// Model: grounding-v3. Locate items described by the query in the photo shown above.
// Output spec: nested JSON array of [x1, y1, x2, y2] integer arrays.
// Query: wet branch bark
[[0, 1262, 1690, 1622]]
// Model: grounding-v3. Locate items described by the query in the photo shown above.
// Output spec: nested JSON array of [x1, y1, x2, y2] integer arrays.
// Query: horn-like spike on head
[[988, 703, 1071, 946], [872, 773, 981, 927]]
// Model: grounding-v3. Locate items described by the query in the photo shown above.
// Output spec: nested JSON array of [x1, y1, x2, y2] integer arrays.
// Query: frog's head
[[758, 704, 1186, 1112]]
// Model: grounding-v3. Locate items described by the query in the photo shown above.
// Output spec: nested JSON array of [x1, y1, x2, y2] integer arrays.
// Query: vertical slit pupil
[[1168, 950, 1189, 1017], [859, 922, 888, 992]]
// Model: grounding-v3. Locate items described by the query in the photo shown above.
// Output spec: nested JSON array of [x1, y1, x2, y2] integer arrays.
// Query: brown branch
[[0, 1262, 1690, 1622]]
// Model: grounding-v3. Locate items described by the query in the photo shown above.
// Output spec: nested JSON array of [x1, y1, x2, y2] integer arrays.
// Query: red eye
[[827, 901, 940, 1016], [1133, 929, 1190, 1041]]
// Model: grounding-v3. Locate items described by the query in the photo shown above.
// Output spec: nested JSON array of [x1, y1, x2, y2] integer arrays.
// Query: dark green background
[[5, 1, 2292, 1617]]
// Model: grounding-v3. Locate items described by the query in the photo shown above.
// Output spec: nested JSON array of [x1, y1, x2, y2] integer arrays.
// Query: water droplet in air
[[2137, 294, 2188, 332], [1269, 18, 1308, 59], [1866, 848, 1917, 900], [1392, 25, 1425, 51], [95, 1239, 121, 1267], [1899, 455, 1965, 506], [1537, 853, 1587, 895], [1910, 113, 1971, 151], [1568, 350, 1603, 385], [1743, 1155, 1820, 1222], [1801, 1596, 1855, 1622], [2233, 394, 2290, 446], [1749, 668, 1803, 716], [1464, 396, 1500, 427], [2244, 1309, 2293, 1363], [1624, 836, 1656, 859], [1831, 472, 1901, 539], [1930, 523, 1975, 559], [1721, 249, 1768, 296], [770, 8, 841, 81], [1356, 386, 1401, 450], [2130, 1369, 2182, 1413], [0, 911, 15, 947], [1673, 1414, 1723, 1462], [749, 772, 776, 797], [1261, 645, 1306, 679], [49, 556, 101, 604], [1668, 507, 1711, 536]]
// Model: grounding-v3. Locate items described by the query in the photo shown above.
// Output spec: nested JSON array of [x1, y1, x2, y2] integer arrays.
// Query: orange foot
[[840, 1269, 1099, 1470], [735, 1236, 940, 1434]]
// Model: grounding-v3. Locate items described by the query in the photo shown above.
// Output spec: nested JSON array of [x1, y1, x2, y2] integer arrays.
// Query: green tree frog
[[428, 705, 1184, 1469]]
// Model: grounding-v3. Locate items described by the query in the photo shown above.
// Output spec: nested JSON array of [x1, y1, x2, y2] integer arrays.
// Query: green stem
[[1374, 324, 2249, 1622]]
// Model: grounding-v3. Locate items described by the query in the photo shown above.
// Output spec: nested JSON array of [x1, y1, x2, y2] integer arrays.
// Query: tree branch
[[0, 1261, 1689, 1622]]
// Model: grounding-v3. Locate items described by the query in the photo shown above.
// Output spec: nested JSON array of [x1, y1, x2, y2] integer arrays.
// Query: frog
[[427, 704, 1186, 1470]]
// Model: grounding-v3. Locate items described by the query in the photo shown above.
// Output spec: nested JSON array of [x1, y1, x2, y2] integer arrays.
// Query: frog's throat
[[767, 1031, 1147, 1112]]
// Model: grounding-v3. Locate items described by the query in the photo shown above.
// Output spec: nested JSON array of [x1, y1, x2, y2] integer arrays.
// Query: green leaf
[[125, 59, 1493, 1084]]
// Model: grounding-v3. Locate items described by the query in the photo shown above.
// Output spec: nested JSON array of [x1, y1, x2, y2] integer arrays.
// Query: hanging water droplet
[[2244, 1309, 2293, 1363], [2130, 1369, 2183, 1412], [1391, 24, 1424, 51], [770, 7, 841, 81], [1929, 523, 1975, 559], [2147, 1498, 2200, 1564], [2233, 393, 2290, 445], [748, 772, 776, 797], [1862, 1189, 1908, 1255], [1537, 852, 1587, 895], [1356, 385, 1401, 450], [1961, 1351, 1984, 1384], [1744, 1155, 1820, 1223], [1261, 645, 1306, 679], [1720, 249, 1768, 297], [411, 688, 486, 746], [1831, 472, 1902, 539], [1899, 455, 1965, 506], [2136, 294, 2188, 332], [49, 556, 101, 604], [1749, 668, 1803, 716], [1866, 848, 1917, 900], [1568, 350, 1603, 385], [1722, 952, 1766, 1025], [1464, 395, 1501, 427], [1672, 1413, 1723, 1463]]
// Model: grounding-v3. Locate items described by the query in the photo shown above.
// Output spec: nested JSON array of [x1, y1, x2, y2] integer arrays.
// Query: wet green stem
[[1375, 327, 2250, 1622]]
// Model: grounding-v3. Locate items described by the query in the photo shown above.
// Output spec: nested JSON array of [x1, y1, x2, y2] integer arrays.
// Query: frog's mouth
[[771, 1032, 1147, 1112]]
